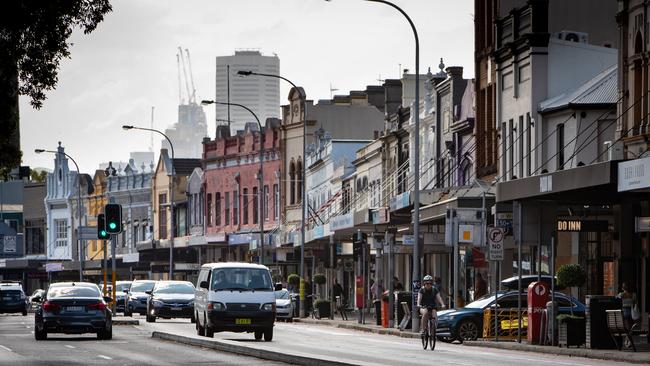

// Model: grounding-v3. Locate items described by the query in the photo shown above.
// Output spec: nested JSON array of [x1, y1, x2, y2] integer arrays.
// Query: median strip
[[151, 331, 360, 366]]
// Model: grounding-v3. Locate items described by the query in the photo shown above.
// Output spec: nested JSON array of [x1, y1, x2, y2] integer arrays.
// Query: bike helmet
[[423, 275, 433, 281]]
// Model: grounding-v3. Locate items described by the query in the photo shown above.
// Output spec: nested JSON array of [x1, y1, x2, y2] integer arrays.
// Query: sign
[[355, 275, 364, 308], [330, 213, 354, 231], [343, 259, 354, 272], [78, 226, 98, 241], [556, 220, 608, 232], [228, 233, 252, 245], [458, 225, 474, 243], [488, 227, 504, 261], [3, 236, 16, 253], [372, 207, 390, 224], [635, 217, 650, 232], [618, 156, 650, 192], [122, 253, 139, 263], [527, 281, 550, 343], [389, 191, 410, 212], [496, 213, 513, 236], [402, 235, 415, 245], [45, 263, 63, 272], [175, 263, 200, 271]]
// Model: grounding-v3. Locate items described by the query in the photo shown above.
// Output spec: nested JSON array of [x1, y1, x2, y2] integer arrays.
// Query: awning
[[419, 187, 495, 224]]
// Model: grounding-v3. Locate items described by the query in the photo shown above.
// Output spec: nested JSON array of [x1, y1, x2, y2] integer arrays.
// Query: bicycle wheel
[[429, 321, 436, 350], [421, 331, 429, 350]]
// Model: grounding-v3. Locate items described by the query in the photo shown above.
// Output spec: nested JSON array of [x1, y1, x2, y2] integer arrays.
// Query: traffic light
[[104, 204, 122, 234], [97, 214, 109, 240], [352, 232, 367, 262]]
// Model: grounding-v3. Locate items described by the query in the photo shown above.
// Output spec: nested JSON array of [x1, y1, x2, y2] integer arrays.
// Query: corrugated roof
[[172, 158, 201, 176], [539, 64, 617, 113]]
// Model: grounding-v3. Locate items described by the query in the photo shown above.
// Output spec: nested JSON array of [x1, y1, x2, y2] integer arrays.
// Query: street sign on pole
[[488, 227, 504, 261]]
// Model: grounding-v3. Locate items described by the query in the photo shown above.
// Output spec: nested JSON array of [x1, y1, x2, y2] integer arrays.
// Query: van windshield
[[211, 268, 273, 291]]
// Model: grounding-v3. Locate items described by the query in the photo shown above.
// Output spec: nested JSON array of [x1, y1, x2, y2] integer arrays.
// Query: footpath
[[294, 314, 650, 365]]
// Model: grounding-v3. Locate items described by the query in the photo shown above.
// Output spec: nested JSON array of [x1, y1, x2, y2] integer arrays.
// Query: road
[[139, 316, 632, 366], [0, 313, 289, 365]]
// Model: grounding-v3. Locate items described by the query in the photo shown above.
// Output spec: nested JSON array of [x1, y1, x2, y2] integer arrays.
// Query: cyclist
[[418, 275, 446, 336]]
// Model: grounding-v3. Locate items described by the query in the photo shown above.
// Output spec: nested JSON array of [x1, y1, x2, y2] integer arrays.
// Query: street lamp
[[122, 125, 176, 279], [238, 70, 308, 318], [35, 147, 84, 282], [201, 100, 267, 265], [326, 0, 421, 332]]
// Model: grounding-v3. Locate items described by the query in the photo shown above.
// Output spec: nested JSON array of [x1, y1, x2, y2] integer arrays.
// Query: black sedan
[[146, 281, 195, 323], [34, 282, 113, 340]]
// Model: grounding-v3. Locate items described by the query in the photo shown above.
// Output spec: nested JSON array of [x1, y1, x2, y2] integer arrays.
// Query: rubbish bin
[[586, 295, 621, 349], [546, 300, 557, 345], [394, 291, 412, 329], [374, 300, 381, 325], [381, 291, 389, 328]]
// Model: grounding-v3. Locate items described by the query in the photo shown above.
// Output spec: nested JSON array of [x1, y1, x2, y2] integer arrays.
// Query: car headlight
[[207, 302, 225, 311], [152, 300, 164, 307], [262, 303, 275, 312]]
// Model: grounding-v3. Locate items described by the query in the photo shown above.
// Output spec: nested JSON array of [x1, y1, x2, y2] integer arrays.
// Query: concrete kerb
[[463, 340, 650, 365], [113, 319, 139, 326], [151, 331, 360, 366], [293, 318, 419, 339]]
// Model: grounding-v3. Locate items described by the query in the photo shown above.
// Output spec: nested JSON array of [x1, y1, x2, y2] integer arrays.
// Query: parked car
[[146, 281, 195, 323], [436, 290, 584, 342], [0, 282, 28, 316], [274, 288, 293, 322], [113, 281, 132, 313], [125, 280, 156, 316], [194, 262, 281, 341], [33, 282, 113, 340]]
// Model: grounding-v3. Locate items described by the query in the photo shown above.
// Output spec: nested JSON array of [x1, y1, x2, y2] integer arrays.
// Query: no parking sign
[[488, 227, 504, 261]]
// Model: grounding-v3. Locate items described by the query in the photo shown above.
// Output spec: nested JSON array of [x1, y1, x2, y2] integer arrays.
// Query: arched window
[[634, 31, 644, 133], [289, 159, 296, 205], [296, 158, 303, 202]]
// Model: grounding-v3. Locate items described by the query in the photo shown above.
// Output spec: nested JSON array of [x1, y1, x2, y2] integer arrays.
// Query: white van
[[194, 262, 281, 341]]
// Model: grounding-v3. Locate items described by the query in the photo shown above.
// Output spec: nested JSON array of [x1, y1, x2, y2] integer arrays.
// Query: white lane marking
[[0, 345, 12, 352], [98, 355, 112, 360], [65, 345, 75, 349], [134, 326, 145, 331]]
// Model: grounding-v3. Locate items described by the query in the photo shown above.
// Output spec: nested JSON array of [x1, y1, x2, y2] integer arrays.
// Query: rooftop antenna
[[185, 48, 196, 104], [377, 74, 385, 83], [176, 53, 182, 104], [329, 82, 338, 99], [178, 46, 191, 105]]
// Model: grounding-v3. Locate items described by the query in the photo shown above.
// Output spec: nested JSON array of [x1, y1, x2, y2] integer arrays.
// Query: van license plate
[[235, 318, 251, 325]]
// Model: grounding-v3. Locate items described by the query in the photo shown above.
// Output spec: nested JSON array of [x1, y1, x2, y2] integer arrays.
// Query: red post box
[[527, 281, 549, 343]]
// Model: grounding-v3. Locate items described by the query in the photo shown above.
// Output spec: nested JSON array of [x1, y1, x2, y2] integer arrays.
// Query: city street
[[0, 314, 289, 365]]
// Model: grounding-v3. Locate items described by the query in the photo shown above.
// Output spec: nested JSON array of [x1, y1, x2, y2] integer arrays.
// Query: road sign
[[488, 227, 504, 261]]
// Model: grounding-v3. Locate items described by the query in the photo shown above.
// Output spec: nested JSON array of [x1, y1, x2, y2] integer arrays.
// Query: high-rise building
[[215, 50, 280, 132], [161, 103, 208, 159]]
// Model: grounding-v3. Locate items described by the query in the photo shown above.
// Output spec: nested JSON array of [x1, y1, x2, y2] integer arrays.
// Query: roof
[[172, 158, 201, 176], [539, 64, 617, 113], [200, 262, 270, 270], [48, 282, 98, 288]]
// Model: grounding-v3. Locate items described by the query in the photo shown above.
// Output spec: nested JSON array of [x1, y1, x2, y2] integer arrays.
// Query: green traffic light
[[109, 222, 117, 230], [101, 230, 107, 236]]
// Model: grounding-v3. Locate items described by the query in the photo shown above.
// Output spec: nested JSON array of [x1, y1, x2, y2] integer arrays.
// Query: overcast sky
[[21, 0, 474, 173]]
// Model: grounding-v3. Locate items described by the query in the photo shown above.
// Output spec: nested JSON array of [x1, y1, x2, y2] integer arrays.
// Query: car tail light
[[42, 301, 60, 312], [87, 302, 107, 311]]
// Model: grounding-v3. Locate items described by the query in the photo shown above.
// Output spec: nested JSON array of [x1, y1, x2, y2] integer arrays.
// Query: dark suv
[[0, 282, 28, 316]]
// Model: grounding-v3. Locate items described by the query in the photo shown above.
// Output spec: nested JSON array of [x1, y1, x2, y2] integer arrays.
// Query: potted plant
[[557, 314, 586, 347], [287, 274, 300, 290], [313, 273, 326, 286], [556, 264, 586, 315], [314, 299, 331, 319]]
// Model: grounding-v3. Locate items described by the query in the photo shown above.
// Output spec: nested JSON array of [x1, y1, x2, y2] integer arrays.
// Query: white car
[[194, 262, 281, 341], [274, 288, 293, 322]]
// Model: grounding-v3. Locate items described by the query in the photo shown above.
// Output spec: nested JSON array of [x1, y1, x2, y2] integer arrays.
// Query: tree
[[0, 1, 112, 175], [556, 263, 586, 315], [30, 170, 47, 183]]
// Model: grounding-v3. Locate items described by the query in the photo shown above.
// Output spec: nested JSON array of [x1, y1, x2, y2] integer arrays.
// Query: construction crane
[[176, 53, 182, 104], [178, 46, 191, 105], [185, 48, 197, 104]]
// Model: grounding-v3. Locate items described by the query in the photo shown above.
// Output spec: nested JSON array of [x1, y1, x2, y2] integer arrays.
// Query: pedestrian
[[617, 282, 638, 329], [474, 272, 487, 300], [371, 279, 384, 301], [393, 276, 404, 291]]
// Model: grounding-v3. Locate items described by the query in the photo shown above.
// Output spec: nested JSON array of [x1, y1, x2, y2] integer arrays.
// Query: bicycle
[[421, 306, 437, 350]]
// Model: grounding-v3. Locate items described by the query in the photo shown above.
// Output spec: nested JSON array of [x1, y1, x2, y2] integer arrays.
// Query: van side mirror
[[200, 281, 209, 289], [123, 289, 129, 293], [274, 283, 283, 291], [145, 290, 152, 295]]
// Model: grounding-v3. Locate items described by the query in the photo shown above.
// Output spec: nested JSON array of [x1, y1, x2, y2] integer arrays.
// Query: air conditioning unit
[[603, 141, 623, 161], [556, 31, 589, 44]]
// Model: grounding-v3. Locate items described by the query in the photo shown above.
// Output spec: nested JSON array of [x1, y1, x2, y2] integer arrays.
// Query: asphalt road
[[137, 316, 633, 366], [0, 313, 289, 365]]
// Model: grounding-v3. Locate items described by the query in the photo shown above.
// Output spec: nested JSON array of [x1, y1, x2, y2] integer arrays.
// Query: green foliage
[[30, 170, 47, 182], [287, 274, 300, 286], [271, 274, 283, 284], [556, 264, 587, 288], [313, 273, 326, 285]]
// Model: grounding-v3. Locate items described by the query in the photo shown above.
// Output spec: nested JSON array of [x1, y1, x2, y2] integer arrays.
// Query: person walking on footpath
[[393, 276, 404, 291], [618, 282, 638, 329]]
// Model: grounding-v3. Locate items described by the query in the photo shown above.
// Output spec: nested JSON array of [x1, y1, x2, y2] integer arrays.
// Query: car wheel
[[457, 320, 479, 341], [196, 314, 205, 336], [205, 326, 214, 338], [124, 309, 132, 317], [34, 327, 47, 340], [146, 314, 156, 323], [254, 331, 263, 340], [263, 327, 273, 342]]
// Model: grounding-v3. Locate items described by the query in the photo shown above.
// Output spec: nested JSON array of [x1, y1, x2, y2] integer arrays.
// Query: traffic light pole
[[103, 240, 108, 296], [111, 234, 117, 313]]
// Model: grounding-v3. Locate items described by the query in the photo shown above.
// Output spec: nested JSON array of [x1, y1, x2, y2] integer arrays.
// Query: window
[[526, 113, 532, 176], [264, 185, 269, 221], [501, 122, 507, 180], [253, 187, 259, 224], [297, 159, 303, 203], [273, 184, 279, 220], [243, 188, 249, 225], [557, 123, 565, 170], [55, 219, 67, 247], [518, 115, 524, 179], [289, 161, 296, 205], [508, 119, 514, 179], [224, 192, 230, 226], [207, 193, 212, 226], [158, 193, 167, 239], [25, 219, 45, 255], [233, 190, 239, 226], [215, 193, 221, 226]]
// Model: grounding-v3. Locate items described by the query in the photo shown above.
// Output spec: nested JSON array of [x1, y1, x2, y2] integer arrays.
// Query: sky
[[20, 0, 474, 174]]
